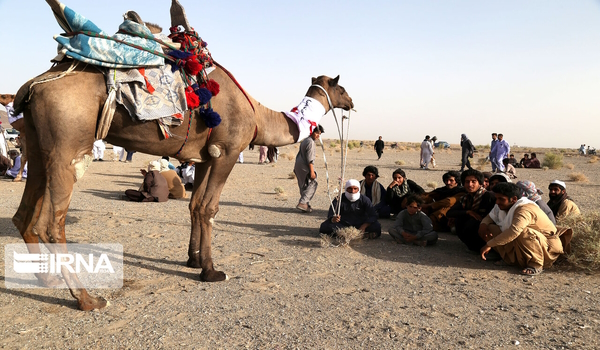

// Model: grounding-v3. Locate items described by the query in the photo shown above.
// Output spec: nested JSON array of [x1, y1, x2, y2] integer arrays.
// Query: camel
[[0, 94, 27, 182], [12, 59, 353, 310]]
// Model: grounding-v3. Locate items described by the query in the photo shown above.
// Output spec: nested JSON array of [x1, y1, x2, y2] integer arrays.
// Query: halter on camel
[[310, 84, 354, 216]]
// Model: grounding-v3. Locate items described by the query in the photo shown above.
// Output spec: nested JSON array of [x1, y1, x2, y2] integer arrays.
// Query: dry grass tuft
[[274, 186, 285, 194], [563, 212, 600, 270], [285, 153, 295, 161], [542, 166, 549, 171], [477, 158, 489, 166], [568, 172, 588, 182], [426, 181, 438, 189], [395, 160, 406, 165], [565, 163, 575, 170], [320, 227, 363, 247], [588, 156, 598, 164], [288, 172, 296, 180], [542, 152, 563, 169]]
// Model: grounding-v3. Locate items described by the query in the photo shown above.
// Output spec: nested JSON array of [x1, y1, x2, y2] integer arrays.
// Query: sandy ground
[[1, 144, 599, 349]]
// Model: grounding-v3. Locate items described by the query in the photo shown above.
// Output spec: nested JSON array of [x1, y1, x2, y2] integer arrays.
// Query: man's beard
[[548, 193, 559, 200]]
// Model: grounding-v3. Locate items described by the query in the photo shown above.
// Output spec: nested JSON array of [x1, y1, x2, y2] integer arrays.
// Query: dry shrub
[[399, 146, 407, 151], [477, 158, 489, 166], [406, 147, 414, 152], [568, 172, 588, 182], [476, 165, 484, 171], [563, 212, 600, 270], [543, 166, 549, 171], [281, 153, 295, 161], [395, 160, 405, 165], [320, 227, 363, 247], [588, 156, 598, 164], [426, 181, 438, 189], [565, 163, 575, 170], [274, 186, 285, 194], [542, 152, 563, 169], [288, 172, 296, 180]]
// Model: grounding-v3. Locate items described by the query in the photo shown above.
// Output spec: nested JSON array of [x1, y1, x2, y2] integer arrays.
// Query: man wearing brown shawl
[[547, 180, 580, 221], [480, 183, 564, 276], [447, 169, 496, 252]]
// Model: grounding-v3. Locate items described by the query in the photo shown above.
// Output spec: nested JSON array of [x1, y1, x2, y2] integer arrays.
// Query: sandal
[[521, 267, 543, 276]]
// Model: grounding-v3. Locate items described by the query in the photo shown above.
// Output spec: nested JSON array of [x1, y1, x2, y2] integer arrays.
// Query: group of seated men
[[319, 165, 579, 276]]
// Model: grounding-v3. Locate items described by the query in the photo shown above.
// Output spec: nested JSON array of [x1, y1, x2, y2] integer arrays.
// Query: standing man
[[374, 136, 385, 160], [489, 133, 499, 172], [294, 125, 324, 213], [460, 134, 474, 172], [420, 135, 434, 170], [492, 133, 510, 172]]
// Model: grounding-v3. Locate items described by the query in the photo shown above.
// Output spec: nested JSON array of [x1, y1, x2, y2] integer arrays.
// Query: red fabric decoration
[[185, 86, 200, 109], [185, 58, 202, 76], [201, 79, 220, 97]]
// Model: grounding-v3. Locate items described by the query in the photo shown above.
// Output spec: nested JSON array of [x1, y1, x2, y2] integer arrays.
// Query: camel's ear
[[171, 0, 191, 32], [329, 75, 340, 87], [311, 77, 317, 84]]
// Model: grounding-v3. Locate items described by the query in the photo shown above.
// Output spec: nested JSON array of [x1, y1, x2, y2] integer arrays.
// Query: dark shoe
[[98, 158, 104, 161]]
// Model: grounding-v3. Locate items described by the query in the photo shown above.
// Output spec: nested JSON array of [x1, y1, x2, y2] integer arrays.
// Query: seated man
[[489, 173, 511, 191], [5, 149, 27, 179], [518, 154, 531, 168], [516, 180, 556, 225], [501, 158, 517, 179], [389, 195, 438, 246], [528, 153, 541, 168], [159, 159, 187, 199], [124, 161, 169, 202], [320, 179, 381, 239], [421, 170, 465, 231], [479, 183, 564, 276], [547, 180, 580, 221], [508, 154, 518, 166], [482, 172, 493, 190], [359, 165, 391, 218], [447, 169, 496, 252], [385, 168, 425, 216]]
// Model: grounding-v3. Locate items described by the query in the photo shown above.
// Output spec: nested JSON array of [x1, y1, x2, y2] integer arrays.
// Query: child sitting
[[389, 195, 438, 246]]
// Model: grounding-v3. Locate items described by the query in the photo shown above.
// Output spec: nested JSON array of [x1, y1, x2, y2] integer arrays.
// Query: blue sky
[[1, 0, 599, 148]]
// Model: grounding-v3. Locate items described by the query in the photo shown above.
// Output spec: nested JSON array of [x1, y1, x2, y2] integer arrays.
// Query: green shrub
[[542, 152, 563, 169]]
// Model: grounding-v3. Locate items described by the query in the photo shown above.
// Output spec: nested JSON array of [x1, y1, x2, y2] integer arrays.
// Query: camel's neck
[[251, 90, 330, 147]]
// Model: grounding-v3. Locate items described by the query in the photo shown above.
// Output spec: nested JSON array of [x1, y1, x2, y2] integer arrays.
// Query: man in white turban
[[319, 179, 381, 239]]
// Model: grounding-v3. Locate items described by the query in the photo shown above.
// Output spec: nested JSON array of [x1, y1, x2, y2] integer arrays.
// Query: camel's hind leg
[[12, 123, 61, 287], [188, 151, 238, 282]]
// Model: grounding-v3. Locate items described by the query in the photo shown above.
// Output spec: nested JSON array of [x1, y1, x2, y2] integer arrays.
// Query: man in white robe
[[420, 135, 434, 170]]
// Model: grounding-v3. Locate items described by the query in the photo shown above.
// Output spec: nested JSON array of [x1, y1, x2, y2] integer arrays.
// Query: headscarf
[[490, 173, 511, 183], [148, 161, 160, 172], [159, 159, 170, 172], [345, 179, 361, 202], [461, 134, 468, 141], [345, 179, 360, 191], [516, 180, 542, 202]]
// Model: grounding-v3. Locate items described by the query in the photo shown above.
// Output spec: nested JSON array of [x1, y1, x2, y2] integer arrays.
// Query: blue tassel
[[196, 88, 212, 105], [168, 50, 192, 60], [201, 108, 221, 128]]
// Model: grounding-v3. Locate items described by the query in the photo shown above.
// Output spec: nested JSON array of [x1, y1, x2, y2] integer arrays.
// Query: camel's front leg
[[188, 154, 237, 282]]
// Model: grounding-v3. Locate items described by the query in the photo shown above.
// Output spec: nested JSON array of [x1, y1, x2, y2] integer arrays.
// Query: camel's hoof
[[186, 258, 202, 269], [78, 296, 108, 311], [200, 269, 228, 282]]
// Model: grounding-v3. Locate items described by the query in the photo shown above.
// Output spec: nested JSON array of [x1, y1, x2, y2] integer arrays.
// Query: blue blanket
[[53, 3, 165, 68]]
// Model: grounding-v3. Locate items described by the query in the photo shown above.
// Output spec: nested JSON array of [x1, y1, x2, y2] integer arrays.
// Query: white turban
[[159, 159, 170, 172], [345, 179, 360, 191], [550, 179, 566, 190], [148, 161, 161, 172]]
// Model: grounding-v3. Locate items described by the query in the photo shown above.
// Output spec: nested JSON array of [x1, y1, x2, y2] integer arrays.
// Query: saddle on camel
[[11, 0, 353, 310]]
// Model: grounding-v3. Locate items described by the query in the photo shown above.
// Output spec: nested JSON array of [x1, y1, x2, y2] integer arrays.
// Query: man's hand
[[466, 210, 482, 221], [140, 169, 147, 176], [480, 245, 492, 260], [331, 215, 341, 223], [310, 171, 317, 180], [388, 180, 399, 189], [478, 224, 493, 241], [401, 231, 416, 243]]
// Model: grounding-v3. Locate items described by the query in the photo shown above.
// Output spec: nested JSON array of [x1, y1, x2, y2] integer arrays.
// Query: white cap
[[345, 179, 360, 190], [550, 180, 566, 190]]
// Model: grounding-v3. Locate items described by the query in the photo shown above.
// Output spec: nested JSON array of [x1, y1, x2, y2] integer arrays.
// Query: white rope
[[311, 83, 352, 216]]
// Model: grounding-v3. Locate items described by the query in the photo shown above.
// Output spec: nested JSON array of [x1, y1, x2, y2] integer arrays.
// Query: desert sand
[[1, 143, 599, 348]]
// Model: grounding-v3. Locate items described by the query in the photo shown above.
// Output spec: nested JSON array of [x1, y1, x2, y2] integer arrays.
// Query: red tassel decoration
[[185, 58, 202, 76], [185, 86, 200, 109], [201, 79, 220, 97]]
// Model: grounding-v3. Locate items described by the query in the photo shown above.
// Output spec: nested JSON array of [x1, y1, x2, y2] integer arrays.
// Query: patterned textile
[[516, 180, 542, 202], [105, 65, 187, 126], [391, 180, 410, 198], [52, 3, 164, 68], [284, 97, 326, 142], [461, 187, 486, 211]]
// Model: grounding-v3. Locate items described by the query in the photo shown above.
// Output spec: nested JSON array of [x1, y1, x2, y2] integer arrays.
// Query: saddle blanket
[[284, 96, 326, 142], [106, 65, 188, 126], [52, 3, 164, 68]]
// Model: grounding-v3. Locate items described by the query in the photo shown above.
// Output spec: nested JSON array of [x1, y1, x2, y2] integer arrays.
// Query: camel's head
[[310, 75, 354, 111], [0, 94, 15, 107]]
